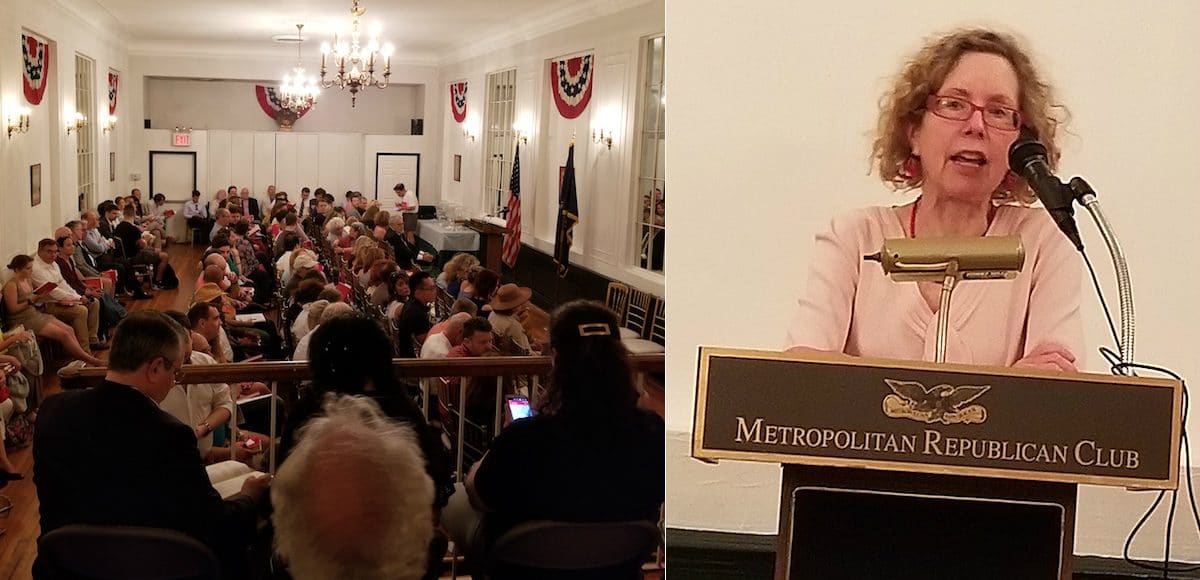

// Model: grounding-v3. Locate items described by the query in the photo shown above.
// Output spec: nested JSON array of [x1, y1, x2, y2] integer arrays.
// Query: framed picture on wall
[[453, 154, 462, 182], [30, 164, 42, 207], [109, 152, 116, 181]]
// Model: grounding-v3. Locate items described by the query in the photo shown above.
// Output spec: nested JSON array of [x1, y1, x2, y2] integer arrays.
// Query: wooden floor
[[0, 242, 665, 579]]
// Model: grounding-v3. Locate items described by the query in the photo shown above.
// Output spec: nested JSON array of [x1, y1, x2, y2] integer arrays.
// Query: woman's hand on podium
[[1013, 342, 1077, 373]]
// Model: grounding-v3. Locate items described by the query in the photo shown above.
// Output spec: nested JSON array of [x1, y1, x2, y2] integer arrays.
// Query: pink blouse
[[785, 205, 1084, 367]]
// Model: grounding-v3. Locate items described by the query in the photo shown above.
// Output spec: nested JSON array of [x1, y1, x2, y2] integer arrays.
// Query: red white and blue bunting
[[549, 53, 593, 120], [107, 70, 119, 115], [255, 85, 312, 120], [450, 81, 468, 124], [21, 33, 50, 106]]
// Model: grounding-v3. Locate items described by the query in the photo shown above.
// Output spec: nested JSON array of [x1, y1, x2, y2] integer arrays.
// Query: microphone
[[864, 236, 1025, 282], [1008, 127, 1084, 251]]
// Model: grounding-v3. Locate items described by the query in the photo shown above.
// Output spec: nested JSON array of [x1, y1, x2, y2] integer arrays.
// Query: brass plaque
[[693, 347, 1181, 488]]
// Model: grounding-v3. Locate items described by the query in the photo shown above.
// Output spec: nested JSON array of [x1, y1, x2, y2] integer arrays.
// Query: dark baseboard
[[664, 528, 1200, 579], [501, 244, 613, 311]]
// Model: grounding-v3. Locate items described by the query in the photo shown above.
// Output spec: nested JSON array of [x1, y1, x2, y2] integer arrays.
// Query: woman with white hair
[[273, 394, 433, 580]]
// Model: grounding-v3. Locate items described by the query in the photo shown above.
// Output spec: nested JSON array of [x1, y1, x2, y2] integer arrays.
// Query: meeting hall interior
[[0, 0, 665, 578]]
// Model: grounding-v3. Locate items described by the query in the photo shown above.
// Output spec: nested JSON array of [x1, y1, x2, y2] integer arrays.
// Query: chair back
[[623, 289, 654, 339], [490, 519, 659, 575], [604, 282, 630, 322], [37, 524, 221, 580]]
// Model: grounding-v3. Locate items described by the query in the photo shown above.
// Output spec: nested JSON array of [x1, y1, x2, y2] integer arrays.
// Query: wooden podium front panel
[[694, 347, 1181, 489], [776, 465, 1075, 580]]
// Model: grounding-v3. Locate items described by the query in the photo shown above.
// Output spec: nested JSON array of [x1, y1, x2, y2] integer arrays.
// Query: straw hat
[[490, 283, 532, 311], [193, 283, 225, 306]]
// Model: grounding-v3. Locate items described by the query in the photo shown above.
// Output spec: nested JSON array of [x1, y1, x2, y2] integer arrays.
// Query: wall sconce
[[102, 114, 117, 133], [591, 128, 613, 150], [5, 106, 31, 138], [463, 112, 479, 142], [66, 111, 87, 135], [513, 114, 532, 145]]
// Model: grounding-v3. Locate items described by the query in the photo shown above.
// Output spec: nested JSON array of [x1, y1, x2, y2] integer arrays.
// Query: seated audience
[[279, 315, 454, 579], [55, 236, 123, 340], [459, 267, 501, 314], [273, 394, 434, 580], [437, 253, 479, 297], [443, 301, 664, 577], [488, 284, 538, 355], [429, 298, 478, 337], [420, 312, 470, 360], [384, 269, 411, 319], [4, 256, 102, 366], [33, 312, 272, 578], [292, 302, 355, 361], [30, 239, 103, 352], [396, 272, 437, 358], [440, 316, 495, 414], [115, 203, 173, 289], [185, 190, 213, 244]]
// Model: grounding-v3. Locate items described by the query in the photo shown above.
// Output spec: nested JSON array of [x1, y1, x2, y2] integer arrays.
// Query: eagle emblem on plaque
[[883, 379, 989, 425]]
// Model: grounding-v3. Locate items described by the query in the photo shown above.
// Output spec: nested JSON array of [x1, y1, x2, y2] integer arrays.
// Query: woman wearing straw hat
[[488, 283, 538, 355]]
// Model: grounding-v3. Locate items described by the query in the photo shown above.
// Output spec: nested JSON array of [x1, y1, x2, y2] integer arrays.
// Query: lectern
[[465, 218, 508, 272], [692, 348, 1182, 580]]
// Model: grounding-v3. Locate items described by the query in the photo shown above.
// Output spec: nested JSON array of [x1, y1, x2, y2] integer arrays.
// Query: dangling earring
[[1001, 171, 1022, 193], [900, 154, 922, 180]]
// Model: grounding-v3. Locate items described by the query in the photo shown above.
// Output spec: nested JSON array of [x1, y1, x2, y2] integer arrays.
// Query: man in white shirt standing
[[31, 238, 103, 351], [393, 183, 419, 243]]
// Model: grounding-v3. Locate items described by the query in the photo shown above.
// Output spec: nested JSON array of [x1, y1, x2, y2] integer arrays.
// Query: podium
[[692, 348, 1182, 580], [465, 218, 508, 272]]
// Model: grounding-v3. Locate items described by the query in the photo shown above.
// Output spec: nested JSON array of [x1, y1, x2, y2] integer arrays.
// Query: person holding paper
[[393, 183, 420, 241], [785, 28, 1082, 371], [30, 239, 104, 352], [3, 256, 102, 366], [34, 312, 270, 578]]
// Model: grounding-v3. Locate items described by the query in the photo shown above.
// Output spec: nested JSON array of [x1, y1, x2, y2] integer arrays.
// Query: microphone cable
[[1083, 248, 1200, 577]]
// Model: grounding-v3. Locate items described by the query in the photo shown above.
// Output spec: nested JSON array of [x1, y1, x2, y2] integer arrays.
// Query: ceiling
[[92, 0, 622, 64]]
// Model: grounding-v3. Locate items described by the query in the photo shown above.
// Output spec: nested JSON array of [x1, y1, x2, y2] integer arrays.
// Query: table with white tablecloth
[[420, 220, 480, 252]]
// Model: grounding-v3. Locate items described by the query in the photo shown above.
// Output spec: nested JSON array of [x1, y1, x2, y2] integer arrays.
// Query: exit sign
[[172, 132, 191, 147]]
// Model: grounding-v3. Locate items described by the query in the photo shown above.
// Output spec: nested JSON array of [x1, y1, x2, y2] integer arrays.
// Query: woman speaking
[[786, 28, 1083, 372]]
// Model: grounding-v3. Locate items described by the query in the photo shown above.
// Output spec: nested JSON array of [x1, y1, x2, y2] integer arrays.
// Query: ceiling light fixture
[[320, 0, 392, 107], [278, 24, 320, 114]]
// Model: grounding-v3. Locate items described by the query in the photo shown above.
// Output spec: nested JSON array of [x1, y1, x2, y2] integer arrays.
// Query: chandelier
[[320, 0, 393, 107], [278, 24, 320, 113]]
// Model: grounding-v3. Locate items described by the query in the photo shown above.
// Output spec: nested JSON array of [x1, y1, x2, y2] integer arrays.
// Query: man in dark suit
[[34, 312, 271, 577]]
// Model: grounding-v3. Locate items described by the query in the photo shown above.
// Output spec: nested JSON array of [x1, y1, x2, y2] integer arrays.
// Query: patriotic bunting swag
[[549, 54, 593, 119], [107, 70, 119, 115], [22, 33, 50, 106], [450, 81, 468, 123], [255, 85, 312, 128]]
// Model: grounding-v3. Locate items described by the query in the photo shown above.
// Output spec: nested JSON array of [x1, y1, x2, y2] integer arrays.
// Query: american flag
[[501, 143, 522, 268]]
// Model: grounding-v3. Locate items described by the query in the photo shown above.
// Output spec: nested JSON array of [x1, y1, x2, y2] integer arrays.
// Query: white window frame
[[632, 36, 665, 273], [483, 68, 517, 216], [75, 53, 97, 209]]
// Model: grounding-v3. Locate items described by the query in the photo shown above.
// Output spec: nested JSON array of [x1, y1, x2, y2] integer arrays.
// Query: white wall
[[666, 0, 1200, 562], [127, 53, 441, 215], [145, 78, 422, 134], [143, 129, 435, 218], [438, 0, 663, 297], [0, 0, 129, 261]]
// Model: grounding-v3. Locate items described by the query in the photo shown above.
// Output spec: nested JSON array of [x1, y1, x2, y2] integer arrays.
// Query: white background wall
[[126, 53, 442, 216], [666, 0, 1200, 561], [145, 78, 423, 135], [0, 0, 129, 261], [142, 129, 435, 222], [439, 0, 663, 297]]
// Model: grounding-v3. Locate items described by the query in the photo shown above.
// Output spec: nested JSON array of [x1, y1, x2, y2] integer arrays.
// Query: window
[[635, 36, 665, 273], [75, 54, 96, 208], [483, 68, 516, 216]]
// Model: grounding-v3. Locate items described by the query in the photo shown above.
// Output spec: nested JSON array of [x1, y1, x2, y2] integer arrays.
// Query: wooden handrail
[[59, 353, 665, 389]]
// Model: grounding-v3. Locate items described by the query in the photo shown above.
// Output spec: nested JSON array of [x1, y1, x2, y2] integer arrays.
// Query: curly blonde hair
[[872, 28, 1069, 204]]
